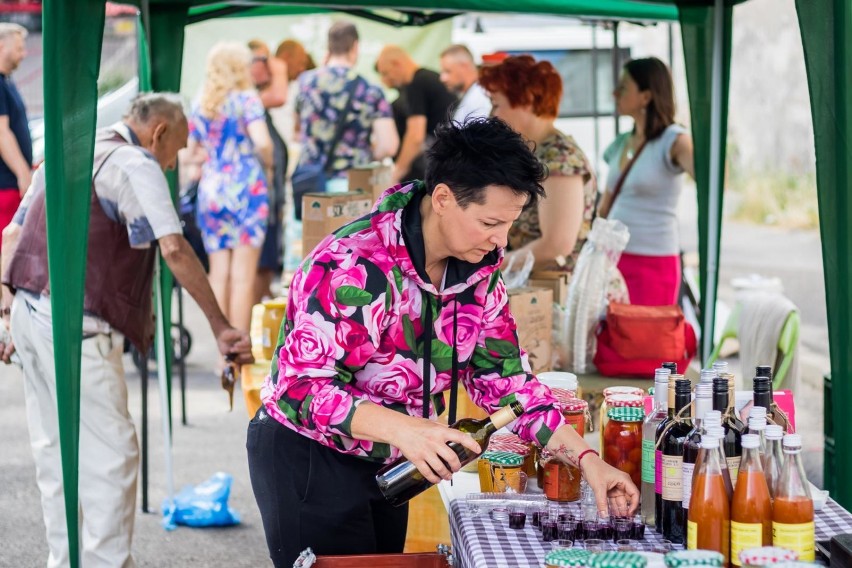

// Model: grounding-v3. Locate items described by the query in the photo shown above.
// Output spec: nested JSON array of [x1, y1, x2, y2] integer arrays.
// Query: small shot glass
[[508, 504, 527, 529], [584, 538, 605, 553], [616, 539, 636, 552]]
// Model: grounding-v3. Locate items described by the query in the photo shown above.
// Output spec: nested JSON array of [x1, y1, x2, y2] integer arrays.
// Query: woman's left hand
[[581, 453, 639, 517]]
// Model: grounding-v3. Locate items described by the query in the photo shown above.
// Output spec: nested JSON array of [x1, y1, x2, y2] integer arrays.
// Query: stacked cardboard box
[[348, 163, 394, 203], [301, 191, 372, 257], [508, 287, 554, 374]]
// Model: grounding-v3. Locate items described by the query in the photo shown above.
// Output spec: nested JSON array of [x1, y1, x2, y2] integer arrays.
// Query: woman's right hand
[[390, 416, 483, 484]]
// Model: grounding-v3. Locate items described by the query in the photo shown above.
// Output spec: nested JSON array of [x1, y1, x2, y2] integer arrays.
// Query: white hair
[[0, 23, 27, 42]]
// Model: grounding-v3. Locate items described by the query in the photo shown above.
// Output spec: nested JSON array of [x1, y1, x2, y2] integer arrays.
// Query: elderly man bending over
[[0, 93, 253, 568]]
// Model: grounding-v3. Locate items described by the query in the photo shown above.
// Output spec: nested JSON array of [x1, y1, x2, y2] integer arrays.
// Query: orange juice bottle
[[731, 434, 773, 566], [687, 435, 730, 563], [772, 434, 814, 561]]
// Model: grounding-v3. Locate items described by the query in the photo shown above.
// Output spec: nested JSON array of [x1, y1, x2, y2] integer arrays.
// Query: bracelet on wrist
[[577, 448, 599, 470]]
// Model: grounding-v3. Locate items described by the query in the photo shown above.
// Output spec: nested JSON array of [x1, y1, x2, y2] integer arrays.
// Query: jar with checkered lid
[[477, 451, 523, 493], [664, 549, 724, 567], [603, 406, 645, 488], [765, 563, 813, 568], [586, 551, 647, 568], [544, 548, 592, 568], [600, 389, 646, 448], [738, 546, 798, 567]]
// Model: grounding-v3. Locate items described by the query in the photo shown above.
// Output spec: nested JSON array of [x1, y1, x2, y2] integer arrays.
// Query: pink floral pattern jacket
[[261, 182, 565, 462]]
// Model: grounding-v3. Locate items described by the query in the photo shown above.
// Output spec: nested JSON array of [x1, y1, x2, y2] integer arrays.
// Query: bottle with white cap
[[763, 424, 785, 500], [731, 434, 773, 565], [704, 426, 734, 498], [686, 435, 730, 560], [712, 361, 728, 375], [746, 413, 768, 457], [681, 383, 713, 536], [642, 367, 671, 527], [772, 434, 815, 561]]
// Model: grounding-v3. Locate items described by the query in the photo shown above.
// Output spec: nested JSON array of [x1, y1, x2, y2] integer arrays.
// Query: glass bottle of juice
[[661, 378, 693, 544], [703, 426, 734, 498], [773, 434, 814, 562], [713, 377, 743, 490], [763, 424, 785, 500], [654, 373, 680, 533], [642, 367, 670, 527], [681, 383, 713, 538], [745, 414, 768, 457], [731, 434, 773, 566], [687, 435, 730, 563]]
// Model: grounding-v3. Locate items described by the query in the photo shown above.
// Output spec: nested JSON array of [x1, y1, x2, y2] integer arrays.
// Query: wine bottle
[[754, 371, 791, 431], [661, 378, 693, 544], [713, 377, 743, 490], [376, 401, 524, 506], [642, 368, 670, 527], [654, 373, 679, 533]]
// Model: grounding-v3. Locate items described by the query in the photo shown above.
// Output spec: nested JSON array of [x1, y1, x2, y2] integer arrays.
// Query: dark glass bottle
[[755, 367, 791, 432], [376, 401, 524, 507], [654, 373, 679, 533], [662, 361, 678, 375], [713, 377, 743, 491], [661, 378, 693, 544], [681, 383, 712, 537]]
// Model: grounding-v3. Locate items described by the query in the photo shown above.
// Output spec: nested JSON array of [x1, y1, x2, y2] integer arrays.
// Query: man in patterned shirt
[[294, 21, 398, 191], [0, 93, 253, 568]]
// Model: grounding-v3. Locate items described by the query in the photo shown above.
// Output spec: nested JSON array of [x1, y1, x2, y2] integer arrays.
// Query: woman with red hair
[[480, 55, 597, 274]]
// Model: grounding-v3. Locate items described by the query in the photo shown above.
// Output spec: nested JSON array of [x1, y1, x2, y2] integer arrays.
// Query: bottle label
[[642, 439, 655, 484], [655, 450, 663, 494], [687, 520, 698, 550], [773, 521, 815, 561], [681, 462, 696, 509], [731, 521, 764, 565], [727, 456, 741, 490], [661, 454, 683, 501]]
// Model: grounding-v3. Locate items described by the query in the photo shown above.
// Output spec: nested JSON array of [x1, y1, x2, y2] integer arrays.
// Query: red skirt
[[0, 189, 21, 249], [617, 252, 681, 306]]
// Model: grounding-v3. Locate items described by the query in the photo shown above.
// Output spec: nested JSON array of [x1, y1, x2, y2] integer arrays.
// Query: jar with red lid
[[556, 395, 590, 436], [603, 406, 645, 488], [541, 449, 582, 502], [599, 392, 644, 449]]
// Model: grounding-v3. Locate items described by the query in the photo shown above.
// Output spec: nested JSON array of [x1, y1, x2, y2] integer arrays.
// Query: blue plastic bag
[[161, 472, 241, 531]]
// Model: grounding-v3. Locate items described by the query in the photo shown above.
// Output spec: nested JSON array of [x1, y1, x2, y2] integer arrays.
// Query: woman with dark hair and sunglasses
[[247, 117, 638, 567], [598, 57, 695, 306]]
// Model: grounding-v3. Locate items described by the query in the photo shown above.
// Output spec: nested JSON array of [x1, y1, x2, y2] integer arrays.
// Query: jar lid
[[606, 393, 645, 408], [664, 550, 724, 567], [738, 547, 798, 565], [480, 450, 523, 466], [487, 434, 531, 456], [587, 551, 647, 568], [544, 548, 592, 567], [552, 387, 578, 403], [603, 386, 645, 398], [561, 397, 589, 413], [766, 563, 815, 568], [607, 406, 645, 422]]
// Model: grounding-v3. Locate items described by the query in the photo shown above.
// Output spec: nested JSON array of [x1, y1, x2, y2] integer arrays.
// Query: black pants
[[247, 408, 409, 567]]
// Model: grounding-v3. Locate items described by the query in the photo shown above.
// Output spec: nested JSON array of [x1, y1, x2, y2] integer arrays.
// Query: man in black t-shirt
[[376, 46, 456, 184], [0, 24, 31, 249]]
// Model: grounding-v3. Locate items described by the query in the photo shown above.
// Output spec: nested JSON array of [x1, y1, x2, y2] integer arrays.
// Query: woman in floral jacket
[[248, 118, 638, 566]]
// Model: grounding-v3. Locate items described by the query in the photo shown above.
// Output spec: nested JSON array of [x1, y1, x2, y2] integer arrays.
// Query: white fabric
[[12, 294, 138, 568], [452, 82, 491, 123], [737, 292, 799, 391]]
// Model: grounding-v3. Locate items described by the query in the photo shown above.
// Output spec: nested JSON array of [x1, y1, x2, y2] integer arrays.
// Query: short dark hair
[[328, 21, 358, 56], [624, 57, 675, 140], [425, 118, 546, 209]]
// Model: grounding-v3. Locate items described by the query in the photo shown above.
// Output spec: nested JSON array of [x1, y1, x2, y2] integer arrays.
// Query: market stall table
[[441, 473, 850, 568]]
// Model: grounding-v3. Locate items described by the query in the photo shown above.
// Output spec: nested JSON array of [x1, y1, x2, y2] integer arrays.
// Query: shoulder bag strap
[[608, 138, 648, 210], [322, 76, 360, 173]]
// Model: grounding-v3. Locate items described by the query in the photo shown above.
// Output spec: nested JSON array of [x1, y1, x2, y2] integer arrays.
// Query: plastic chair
[[706, 301, 800, 390]]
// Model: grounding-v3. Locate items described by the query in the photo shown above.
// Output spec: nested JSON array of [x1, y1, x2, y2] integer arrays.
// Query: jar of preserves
[[603, 406, 645, 488], [556, 395, 590, 436], [599, 393, 644, 453], [477, 451, 524, 493], [487, 433, 535, 477], [738, 547, 798, 568], [261, 297, 287, 360], [545, 548, 592, 568], [585, 551, 646, 568], [664, 550, 725, 566], [542, 453, 582, 502]]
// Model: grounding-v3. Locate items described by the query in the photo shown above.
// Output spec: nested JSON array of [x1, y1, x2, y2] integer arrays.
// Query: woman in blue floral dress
[[186, 41, 273, 334]]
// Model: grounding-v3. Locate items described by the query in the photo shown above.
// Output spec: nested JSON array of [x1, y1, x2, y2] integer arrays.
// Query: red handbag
[[593, 303, 696, 378]]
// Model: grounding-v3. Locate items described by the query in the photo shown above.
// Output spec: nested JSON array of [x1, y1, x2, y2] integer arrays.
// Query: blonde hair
[[199, 41, 252, 119]]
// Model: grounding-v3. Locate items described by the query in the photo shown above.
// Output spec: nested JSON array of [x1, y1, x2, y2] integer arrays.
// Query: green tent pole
[[679, 1, 732, 364], [795, 0, 852, 506], [42, 1, 107, 566]]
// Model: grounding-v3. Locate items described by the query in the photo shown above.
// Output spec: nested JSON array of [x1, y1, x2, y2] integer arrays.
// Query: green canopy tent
[[40, 0, 849, 565]]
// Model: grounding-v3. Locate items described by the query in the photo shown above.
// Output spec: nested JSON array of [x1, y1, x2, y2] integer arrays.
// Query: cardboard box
[[508, 287, 554, 374], [348, 162, 393, 202], [302, 191, 372, 257], [528, 270, 571, 307]]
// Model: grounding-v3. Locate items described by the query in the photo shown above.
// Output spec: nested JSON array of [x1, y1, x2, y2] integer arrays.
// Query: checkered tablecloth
[[449, 498, 850, 568]]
